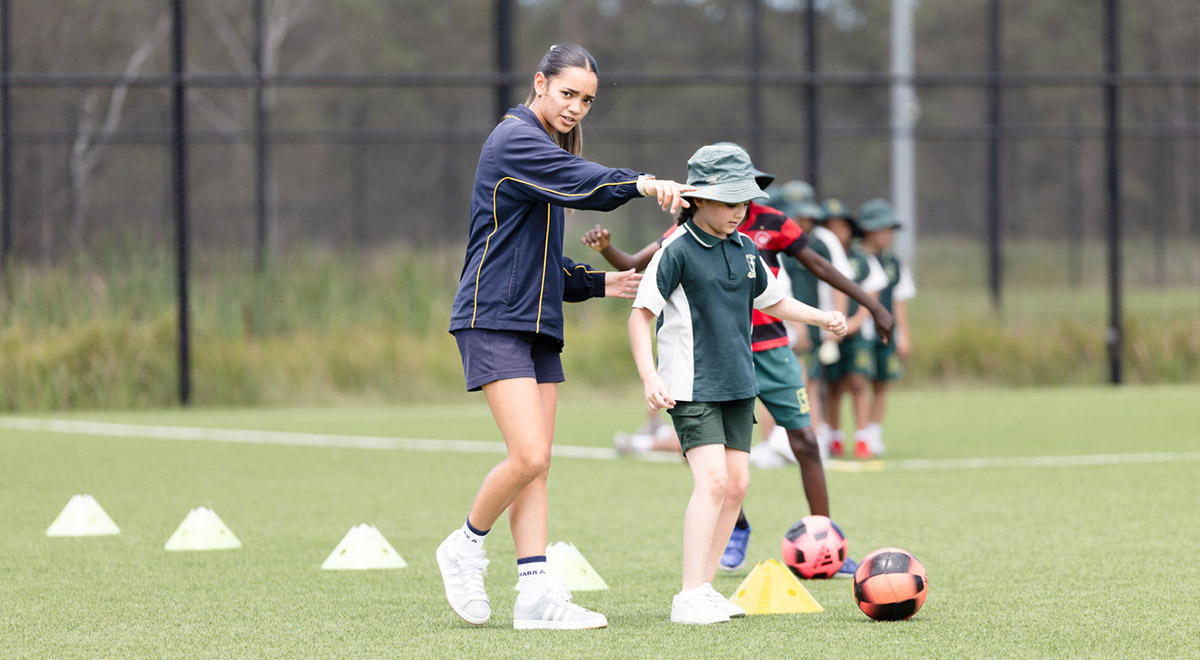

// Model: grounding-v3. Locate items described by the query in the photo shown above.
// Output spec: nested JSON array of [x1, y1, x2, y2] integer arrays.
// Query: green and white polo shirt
[[633, 219, 786, 402]]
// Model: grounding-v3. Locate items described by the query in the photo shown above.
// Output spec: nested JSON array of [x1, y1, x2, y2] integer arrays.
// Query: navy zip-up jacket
[[450, 104, 645, 342]]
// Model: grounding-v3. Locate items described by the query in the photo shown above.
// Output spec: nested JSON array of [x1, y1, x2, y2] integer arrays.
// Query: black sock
[[735, 510, 749, 530]]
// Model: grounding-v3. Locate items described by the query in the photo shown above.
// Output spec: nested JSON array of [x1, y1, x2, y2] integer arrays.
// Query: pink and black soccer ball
[[780, 515, 846, 579], [853, 547, 929, 621]]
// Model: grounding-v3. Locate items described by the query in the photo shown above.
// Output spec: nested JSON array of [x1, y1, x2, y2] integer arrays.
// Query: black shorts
[[453, 328, 565, 392]]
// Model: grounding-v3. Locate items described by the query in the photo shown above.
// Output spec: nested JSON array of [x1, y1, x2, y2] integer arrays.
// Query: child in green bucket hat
[[628, 143, 847, 625], [857, 199, 916, 458]]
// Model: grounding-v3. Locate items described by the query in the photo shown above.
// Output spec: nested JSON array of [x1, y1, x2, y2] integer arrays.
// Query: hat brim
[[790, 201, 825, 220], [862, 221, 903, 232], [687, 180, 769, 204]]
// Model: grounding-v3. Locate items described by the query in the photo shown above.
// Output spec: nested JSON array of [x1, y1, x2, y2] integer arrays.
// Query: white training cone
[[321, 524, 408, 570], [164, 507, 242, 551], [547, 541, 609, 591], [46, 494, 120, 536]]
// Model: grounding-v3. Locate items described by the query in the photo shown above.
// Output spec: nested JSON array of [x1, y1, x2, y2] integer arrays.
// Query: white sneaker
[[700, 583, 746, 619], [435, 531, 490, 625], [750, 441, 788, 469], [671, 587, 730, 625], [513, 580, 607, 630], [766, 426, 799, 465], [869, 430, 888, 457]]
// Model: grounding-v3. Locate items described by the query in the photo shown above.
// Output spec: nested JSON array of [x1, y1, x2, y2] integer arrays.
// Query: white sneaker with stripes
[[512, 580, 607, 630], [435, 530, 491, 625], [700, 583, 746, 619]]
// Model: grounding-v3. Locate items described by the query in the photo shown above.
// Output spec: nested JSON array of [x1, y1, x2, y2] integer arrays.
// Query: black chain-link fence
[[1, 0, 1197, 407]]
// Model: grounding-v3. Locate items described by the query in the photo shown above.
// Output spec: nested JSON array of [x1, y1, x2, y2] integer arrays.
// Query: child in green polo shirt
[[822, 200, 889, 459], [628, 144, 846, 625], [858, 199, 916, 456]]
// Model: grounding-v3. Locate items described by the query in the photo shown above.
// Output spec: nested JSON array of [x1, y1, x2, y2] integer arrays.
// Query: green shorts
[[873, 339, 904, 381], [753, 346, 812, 430], [667, 398, 756, 456], [826, 334, 875, 382]]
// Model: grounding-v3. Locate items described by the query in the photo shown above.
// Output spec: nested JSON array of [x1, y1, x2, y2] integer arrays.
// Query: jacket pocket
[[505, 247, 520, 308]]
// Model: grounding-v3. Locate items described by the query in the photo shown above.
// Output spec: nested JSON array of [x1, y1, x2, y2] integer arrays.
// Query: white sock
[[830, 429, 845, 444], [452, 520, 487, 556], [631, 433, 655, 452], [516, 557, 550, 604], [867, 423, 883, 443]]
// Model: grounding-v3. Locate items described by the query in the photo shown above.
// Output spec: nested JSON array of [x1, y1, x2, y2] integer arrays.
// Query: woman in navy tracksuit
[[437, 43, 692, 631]]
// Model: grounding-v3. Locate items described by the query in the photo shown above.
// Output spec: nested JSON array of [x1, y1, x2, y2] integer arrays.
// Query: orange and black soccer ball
[[781, 515, 847, 579], [853, 547, 929, 621]]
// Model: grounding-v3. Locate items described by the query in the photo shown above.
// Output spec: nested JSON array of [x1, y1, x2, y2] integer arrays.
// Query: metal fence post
[[748, 0, 763, 164], [804, 0, 819, 192], [1, 0, 12, 274], [986, 0, 1003, 311], [171, 0, 191, 405], [1104, 0, 1123, 384], [254, 0, 268, 274], [495, 0, 513, 121]]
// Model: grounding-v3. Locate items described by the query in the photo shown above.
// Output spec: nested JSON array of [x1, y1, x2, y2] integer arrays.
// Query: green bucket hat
[[779, 179, 825, 221], [685, 144, 769, 204], [713, 141, 776, 189], [821, 197, 860, 236], [858, 198, 902, 232]]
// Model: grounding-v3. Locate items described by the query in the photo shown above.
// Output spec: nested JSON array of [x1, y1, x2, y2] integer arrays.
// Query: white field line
[[1, 417, 1197, 470]]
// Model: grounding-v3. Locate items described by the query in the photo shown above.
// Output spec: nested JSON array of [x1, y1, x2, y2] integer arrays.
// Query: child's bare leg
[[703, 448, 749, 582], [682, 444, 728, 591], [870, 380, 889, 425]]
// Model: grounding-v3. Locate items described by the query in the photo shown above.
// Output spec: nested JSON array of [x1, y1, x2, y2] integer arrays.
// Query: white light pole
[[891, 0, 919, 271]]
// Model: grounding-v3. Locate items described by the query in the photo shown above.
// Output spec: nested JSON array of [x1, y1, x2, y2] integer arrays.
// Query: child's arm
[[581, 224, 660, 272], [844, 296, 877, 336], [895, 298, 912, 359], [629, 307, 675, 411], [760, 297, 847, 338], [797, 247, 894, 343]]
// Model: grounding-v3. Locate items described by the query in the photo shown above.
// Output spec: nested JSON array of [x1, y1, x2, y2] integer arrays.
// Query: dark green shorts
[[753, 346, 812, 430], [873, 340, 904, 381], [666, 398, 756, 456], [826, 334, 875, 382]]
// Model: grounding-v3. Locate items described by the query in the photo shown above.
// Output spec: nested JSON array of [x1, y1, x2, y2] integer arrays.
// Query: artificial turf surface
[[2, 385, 1198, 658]]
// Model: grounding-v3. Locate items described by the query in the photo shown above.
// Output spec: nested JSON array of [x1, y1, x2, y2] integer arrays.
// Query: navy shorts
[[453, 328, 565, 392]]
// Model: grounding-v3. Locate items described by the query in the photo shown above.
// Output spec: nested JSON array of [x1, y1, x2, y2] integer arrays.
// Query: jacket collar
[[684, 219, 743, 248]]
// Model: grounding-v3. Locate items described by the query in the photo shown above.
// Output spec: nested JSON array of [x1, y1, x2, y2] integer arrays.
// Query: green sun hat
[[779, 179, 825, 221], [713, 141, 776, 189], [858, 198, 902, 232], [822, 197, 855, 222], [685, 144, 769, 204], [822, 197, 861, 236]]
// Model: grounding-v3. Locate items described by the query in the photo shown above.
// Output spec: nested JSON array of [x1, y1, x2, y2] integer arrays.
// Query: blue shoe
[[835, 556, 858, 579], [720, 524, 751, 572]]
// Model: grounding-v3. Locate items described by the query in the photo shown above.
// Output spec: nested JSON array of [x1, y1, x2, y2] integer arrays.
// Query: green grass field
[[2, 385, 1199, 659]]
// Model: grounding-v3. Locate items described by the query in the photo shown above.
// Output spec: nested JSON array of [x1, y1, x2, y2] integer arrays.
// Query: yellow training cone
[[728, 559, 823, 615], [547, 541, 609, 591], [46, 494, 120, 536], [164, 507, 242, 551], [321, 524, 407, 570]]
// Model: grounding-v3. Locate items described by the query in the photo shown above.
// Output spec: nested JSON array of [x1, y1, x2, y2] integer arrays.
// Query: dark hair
[[675, 200, 699, 226], [524, 43, 598, 157]]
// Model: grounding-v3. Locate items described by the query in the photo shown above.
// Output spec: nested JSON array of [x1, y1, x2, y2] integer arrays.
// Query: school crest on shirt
[[753, 231, 771, 248], [746, 255, 757, 278]]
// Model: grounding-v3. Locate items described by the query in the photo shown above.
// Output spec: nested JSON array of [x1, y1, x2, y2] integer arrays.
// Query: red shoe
[[854, 439, 873, 459], [830, 439, 844, 457]]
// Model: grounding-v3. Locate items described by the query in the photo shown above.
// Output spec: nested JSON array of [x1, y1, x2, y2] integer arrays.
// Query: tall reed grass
[[1, 240, 1196, 411]]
